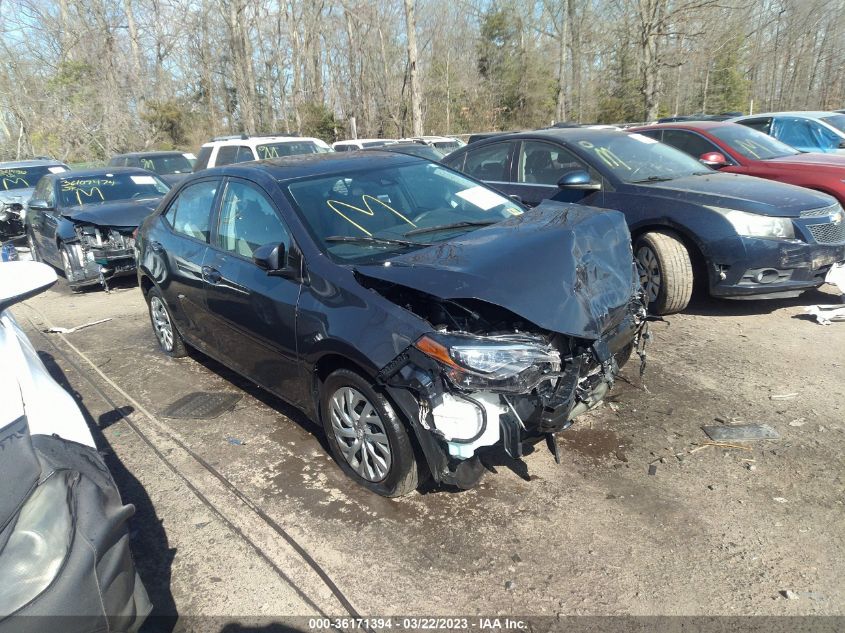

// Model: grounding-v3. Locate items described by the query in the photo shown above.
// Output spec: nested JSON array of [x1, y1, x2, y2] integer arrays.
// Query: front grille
[[801, 203, 841, 218], [808, 221, 845, 245]]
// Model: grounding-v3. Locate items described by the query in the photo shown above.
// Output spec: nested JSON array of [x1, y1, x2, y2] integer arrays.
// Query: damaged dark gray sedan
[[25, 167, 169, 290], [136, 152, 646, 496]]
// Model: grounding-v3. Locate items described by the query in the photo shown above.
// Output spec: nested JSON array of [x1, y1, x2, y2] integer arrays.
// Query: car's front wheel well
[[139, 275, 154, 296], [631, 225, 709, 291]]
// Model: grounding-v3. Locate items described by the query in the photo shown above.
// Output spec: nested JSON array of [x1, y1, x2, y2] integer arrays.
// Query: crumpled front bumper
[[378, 299, 647, 487], [65, 226, 137, 287]]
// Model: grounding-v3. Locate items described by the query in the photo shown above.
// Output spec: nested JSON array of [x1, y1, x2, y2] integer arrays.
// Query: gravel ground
[[12, 269, 845, 630]]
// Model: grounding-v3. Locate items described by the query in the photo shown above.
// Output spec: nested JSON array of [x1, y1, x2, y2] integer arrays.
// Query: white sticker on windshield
[[182, 153, 196, 160], [47, 166, 67, 173], [131, 175, 156, 185], [629, 133, 658, 144], [456, 185, 507, 211]]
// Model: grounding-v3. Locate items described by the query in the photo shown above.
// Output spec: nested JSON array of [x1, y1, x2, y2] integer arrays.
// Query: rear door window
[[215, 146, 239, 166], [235, 146, 255, 163], [163, 179, 219, 242]]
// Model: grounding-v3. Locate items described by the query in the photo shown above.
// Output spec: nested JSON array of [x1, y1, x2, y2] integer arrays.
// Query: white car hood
[[1, 306, 95, 448]]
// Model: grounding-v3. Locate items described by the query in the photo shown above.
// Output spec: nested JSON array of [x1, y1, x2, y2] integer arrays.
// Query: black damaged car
[[136, 152, 646, 496], [26, 168, 169, 290]]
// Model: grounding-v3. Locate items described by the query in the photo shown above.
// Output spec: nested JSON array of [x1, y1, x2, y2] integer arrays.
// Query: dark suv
[[135, 152, 646, 496]]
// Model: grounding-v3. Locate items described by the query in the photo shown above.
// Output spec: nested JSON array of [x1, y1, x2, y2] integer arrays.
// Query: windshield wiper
[[325, 235, 423, 247], [404, 220, 498, 237], [630, 176, 674, 183]]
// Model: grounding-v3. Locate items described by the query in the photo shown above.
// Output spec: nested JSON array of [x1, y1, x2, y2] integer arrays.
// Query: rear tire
[[634, 231, 693, 315], [145, 286, 187, 358], [320, 369, 419, 497]]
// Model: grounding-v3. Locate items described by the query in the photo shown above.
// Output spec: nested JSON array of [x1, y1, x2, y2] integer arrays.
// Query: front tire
[[635, 231, 693, 315], [145, 286, 187, 357], [320, 369, 419, 497], [59, 242, 84, 292]]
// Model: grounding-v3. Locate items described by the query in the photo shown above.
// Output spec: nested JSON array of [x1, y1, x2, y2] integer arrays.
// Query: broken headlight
[[415, 333, 561, 393]]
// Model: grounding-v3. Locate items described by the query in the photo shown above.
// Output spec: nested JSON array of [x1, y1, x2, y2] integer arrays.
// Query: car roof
[[467, 128, 628, 144], [733, 111, 842, 119], [633, 121, 730, 131], [0, 159, 67, 168], [201, 135, 322, 148], [211, 150, 422, 183], [333, 139, 392, 145]]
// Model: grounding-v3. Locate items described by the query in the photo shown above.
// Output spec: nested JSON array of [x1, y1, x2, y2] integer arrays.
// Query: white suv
[[193, 134, 333, 171]]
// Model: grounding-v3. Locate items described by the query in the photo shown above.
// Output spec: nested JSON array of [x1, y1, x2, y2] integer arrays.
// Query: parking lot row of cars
[[1, 110, 844, 628]]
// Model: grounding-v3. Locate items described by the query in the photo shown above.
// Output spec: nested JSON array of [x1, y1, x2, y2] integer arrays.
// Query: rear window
[[255, 141, 332, 159], [139, 154, 194, 175], [821, 114, 845, 134], [1, 164, 68, 190]]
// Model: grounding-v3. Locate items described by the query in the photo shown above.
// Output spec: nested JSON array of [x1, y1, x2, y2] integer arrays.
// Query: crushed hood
[[355, 201, 639, 339], [61, 198, 161, 229], [0, 188, 33, 205], [635, 172, 835, 217]]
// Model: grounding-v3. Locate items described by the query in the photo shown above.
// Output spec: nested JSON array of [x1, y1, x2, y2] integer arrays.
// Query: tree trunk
[[403, 0, 423, 136]]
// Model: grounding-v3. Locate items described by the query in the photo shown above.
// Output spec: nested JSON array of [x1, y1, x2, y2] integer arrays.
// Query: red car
[[629, 121, 845, 206]]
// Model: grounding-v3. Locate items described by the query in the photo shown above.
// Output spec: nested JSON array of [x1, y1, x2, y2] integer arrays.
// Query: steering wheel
[[411, 209, 438, 224]]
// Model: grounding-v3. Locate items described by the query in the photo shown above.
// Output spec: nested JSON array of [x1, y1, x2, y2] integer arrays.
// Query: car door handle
[[202, 266, 222, 284], [149, 240, 164, 253]]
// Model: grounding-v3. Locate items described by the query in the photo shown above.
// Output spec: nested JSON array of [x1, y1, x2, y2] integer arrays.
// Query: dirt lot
[[11, 265, 845, 630]]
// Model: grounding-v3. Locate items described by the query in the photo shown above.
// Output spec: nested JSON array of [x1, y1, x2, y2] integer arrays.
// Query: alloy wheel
[[637, 244, 661, 302], [150, 295, 174, 352], [329, 386, 392, 482]]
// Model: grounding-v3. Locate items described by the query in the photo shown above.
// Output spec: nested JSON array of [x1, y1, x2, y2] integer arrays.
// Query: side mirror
[[253, 242, 284, 271], [254, 242, 298, 279], [838, 140, 845, 149], [557, 170, 601, 190], [699, 152, 729, 168], [28, 200, 54, 211]]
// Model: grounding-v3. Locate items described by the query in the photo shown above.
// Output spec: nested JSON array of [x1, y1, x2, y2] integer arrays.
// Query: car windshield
[[285, 161, 524, 263], [709, 125, 800, 160], [1, 165, 67, 190], [575, 133, 710, 183], [256, 141, 332, 160], [58, 173, 169, 207], [139, 155, 194, 175], [821, 114, 845, 133]]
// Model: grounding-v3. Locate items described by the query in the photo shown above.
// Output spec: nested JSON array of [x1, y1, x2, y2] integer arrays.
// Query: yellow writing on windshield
[[593, 147, 630, 169], [0, 169, 29, 190], [257, 146, 279, 159], [141, 158, 155, 170], [326, 194, 417, 236], [736, 139, 764, 159], [61, 178, 116, 205]]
